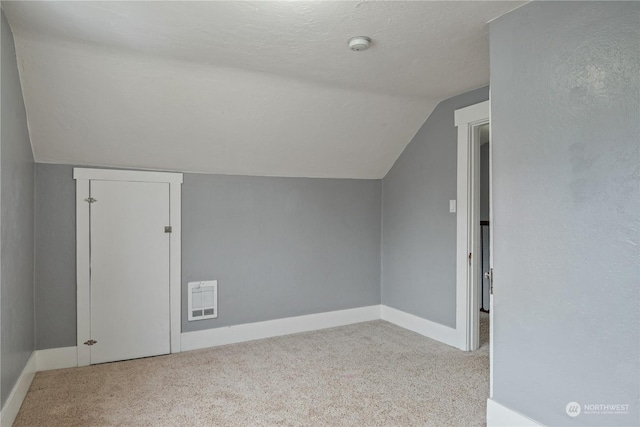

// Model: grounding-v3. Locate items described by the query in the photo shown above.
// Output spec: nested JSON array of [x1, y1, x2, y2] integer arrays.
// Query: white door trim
[[454, 100, 489, 352], [74, 168, 183, 366], [487, 399, 545, 426]]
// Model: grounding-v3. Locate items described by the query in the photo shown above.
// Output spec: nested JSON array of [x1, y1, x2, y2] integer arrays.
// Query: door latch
[[84, 339, 97, 346], [484, 268, 494, 294]]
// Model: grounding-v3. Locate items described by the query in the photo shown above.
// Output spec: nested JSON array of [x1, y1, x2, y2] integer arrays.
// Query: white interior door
[[89, 180, 171, 364]]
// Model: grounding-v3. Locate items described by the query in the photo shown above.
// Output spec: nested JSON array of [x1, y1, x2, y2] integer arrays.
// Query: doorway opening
[[453, 100, 491, 354], [478, 124, 490, 349]]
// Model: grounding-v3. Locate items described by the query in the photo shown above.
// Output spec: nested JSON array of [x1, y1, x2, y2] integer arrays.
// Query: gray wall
[[490, 2, 639, 426], [34, 165, 76, 349], [381, 86, 489, 327], [182, 174, 381, 331], [34, 165, 381, 345], [1, 11, 36, 406]]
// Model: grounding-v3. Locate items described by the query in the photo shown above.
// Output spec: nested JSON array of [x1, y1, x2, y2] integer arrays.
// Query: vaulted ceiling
[[3, 1, 523, 178]]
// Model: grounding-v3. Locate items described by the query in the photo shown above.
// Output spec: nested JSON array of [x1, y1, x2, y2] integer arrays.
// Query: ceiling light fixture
[[348, 36, 372, 52]]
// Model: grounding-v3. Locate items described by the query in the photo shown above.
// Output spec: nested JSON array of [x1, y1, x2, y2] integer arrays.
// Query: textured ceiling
[[3, 1, 524, 178]]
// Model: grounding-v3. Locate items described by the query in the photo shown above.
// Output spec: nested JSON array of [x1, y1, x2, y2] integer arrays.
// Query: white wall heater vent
[[188, 280, 218, 321]]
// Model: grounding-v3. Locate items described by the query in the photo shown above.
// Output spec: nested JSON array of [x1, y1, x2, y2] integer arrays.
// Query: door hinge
[[164, 226, 172, 233], [84, 339, 97, 346], [84, 197, 97, 204], [468, 252, 472, 266]]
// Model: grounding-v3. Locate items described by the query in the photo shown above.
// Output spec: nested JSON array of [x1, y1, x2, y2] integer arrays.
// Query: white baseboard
[[487, 398, 544, 426], [380, 305, 459, 349], [181, 305, 381, 351], [0, 352, 37, 427], [0, 347, 78, 427], [182, 305, 461, 352], [36, 347, 78, 371]]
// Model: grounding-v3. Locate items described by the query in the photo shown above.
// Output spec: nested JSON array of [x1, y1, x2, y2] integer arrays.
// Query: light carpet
[[16, 318, 489, 426]]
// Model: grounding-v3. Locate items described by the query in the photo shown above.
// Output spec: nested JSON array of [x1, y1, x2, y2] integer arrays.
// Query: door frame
[[454, 100, 489, 352], [74, 168, 183, 366]]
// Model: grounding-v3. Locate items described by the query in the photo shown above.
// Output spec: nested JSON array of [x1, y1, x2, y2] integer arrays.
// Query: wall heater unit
[[188, 280, 218, 321]]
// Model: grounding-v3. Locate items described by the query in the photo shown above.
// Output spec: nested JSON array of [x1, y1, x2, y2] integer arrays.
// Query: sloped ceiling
[[3, 1, 523, 178]]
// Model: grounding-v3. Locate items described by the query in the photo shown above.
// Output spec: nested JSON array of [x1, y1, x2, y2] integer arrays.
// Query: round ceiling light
[[348, 36, 372, 52]]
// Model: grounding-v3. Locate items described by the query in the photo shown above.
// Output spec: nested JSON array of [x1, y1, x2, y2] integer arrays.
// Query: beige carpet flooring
[[16, 317, 490, 426]]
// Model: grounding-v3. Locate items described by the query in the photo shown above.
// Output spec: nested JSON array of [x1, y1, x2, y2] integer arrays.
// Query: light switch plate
[[449, 200, 457, 213]]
